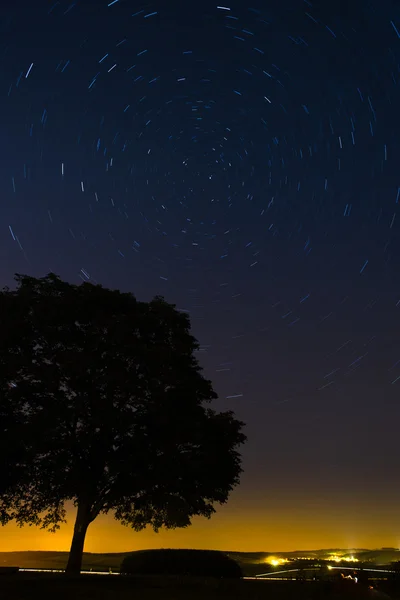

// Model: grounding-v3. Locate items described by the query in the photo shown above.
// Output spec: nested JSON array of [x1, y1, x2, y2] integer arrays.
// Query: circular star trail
[[2, 0, 400, 498]]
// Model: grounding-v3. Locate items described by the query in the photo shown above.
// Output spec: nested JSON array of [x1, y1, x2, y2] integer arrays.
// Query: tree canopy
[[0, 273, 246, 574]]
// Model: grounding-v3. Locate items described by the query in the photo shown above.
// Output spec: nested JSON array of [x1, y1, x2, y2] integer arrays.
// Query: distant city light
[[265, 556, 289, 567], [329, 554, 358, 563]]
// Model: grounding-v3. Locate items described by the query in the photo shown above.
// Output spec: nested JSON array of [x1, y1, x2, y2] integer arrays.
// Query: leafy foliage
[[0, 273, 246, 572], [120, 548, 243, 578]]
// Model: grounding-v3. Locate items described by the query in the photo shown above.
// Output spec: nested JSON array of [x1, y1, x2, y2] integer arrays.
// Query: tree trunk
[[65, 502, 91, 575]]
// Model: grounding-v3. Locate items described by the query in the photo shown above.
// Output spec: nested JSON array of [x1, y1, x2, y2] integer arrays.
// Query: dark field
[[1, 550, 399, 600], [0, 573, 395, 600]]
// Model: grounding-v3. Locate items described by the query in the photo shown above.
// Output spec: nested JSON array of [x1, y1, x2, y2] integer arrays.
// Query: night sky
[[2, 0, 400, 553]]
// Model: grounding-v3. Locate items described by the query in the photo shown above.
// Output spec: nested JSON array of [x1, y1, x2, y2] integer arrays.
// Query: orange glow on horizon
[[1, 497, 400, 554]]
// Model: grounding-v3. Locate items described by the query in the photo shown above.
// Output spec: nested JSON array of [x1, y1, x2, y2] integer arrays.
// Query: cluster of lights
[[263, 554, 359, 568], [265, 557, 289, 567], [329, 555, 358, 563]]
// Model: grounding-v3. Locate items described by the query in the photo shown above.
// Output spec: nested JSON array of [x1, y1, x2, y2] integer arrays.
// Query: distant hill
[[0, 548, 399, 576]]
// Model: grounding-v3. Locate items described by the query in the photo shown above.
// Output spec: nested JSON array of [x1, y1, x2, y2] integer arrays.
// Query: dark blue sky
[[2, 0, 400, 550]]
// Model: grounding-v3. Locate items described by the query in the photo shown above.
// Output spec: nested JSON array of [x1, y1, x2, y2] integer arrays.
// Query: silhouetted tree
[[0, 397, 25, 525], [0, 289, 47, 527], [0, 273, 246, 575]]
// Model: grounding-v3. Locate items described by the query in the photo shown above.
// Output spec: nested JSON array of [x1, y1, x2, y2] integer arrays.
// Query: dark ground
[[0, 573, 396, 600]]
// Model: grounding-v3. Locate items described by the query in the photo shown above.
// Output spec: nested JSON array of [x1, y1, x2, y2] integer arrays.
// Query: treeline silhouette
[[120, 549, 243, 578]]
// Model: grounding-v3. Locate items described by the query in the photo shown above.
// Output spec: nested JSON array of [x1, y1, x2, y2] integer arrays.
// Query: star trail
[[2, 0, 400, 552]]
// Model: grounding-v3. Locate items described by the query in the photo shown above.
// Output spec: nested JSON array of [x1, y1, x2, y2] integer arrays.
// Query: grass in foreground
[[0, 572, 394, 600]]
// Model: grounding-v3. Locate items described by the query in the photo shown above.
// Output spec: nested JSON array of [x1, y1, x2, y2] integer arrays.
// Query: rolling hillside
[[0, 548, 399, 576]]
